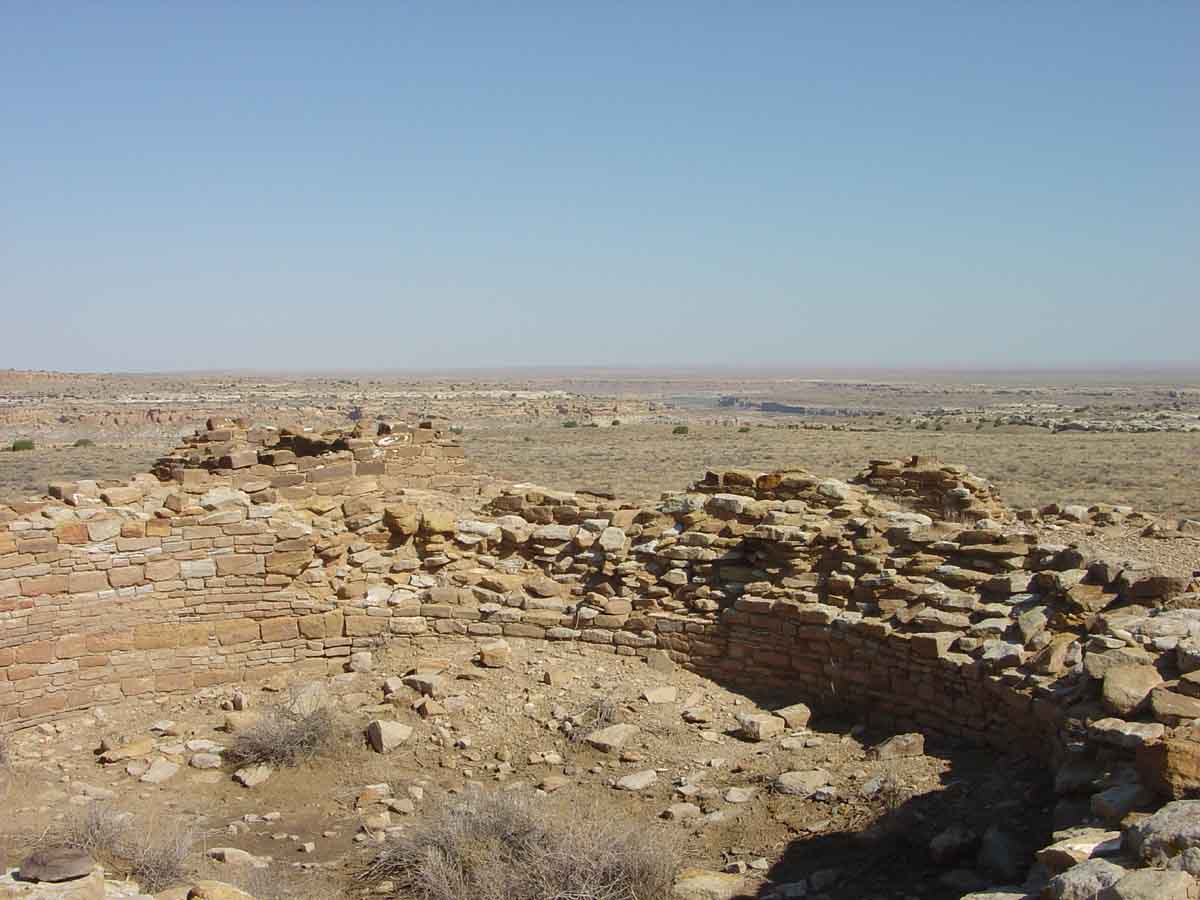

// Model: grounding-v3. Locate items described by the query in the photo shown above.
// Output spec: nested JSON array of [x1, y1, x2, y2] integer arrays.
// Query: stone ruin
[[3, 418, 1200, 898]]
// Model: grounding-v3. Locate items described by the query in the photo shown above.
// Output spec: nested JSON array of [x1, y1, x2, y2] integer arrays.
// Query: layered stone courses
[[2, 423, 1199, 808]]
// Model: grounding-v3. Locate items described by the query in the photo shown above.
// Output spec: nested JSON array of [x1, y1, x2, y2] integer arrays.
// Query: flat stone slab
[[17, 847, 94, 883], [586, 723, 639, 753]]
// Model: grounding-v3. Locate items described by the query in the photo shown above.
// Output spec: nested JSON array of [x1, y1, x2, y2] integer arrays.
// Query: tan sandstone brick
[[107, 565, 145, 588], [69, 571, 110, 594], [155, 672, 193, 692], [144, 558, 181, 582], [15, 641, 55, 664], [55, 635, 88, 659], [133, 624, 178, 650], [86, 632, 134, 653], [260, 617, 299, 642], [20, 574, 69, 596], [297, 614, 326, 639], [215, 619, 260, 646], [216, 554, 264, 576]]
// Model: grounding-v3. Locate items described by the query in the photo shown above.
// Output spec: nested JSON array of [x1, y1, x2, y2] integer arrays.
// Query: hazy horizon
[[8, 362, 1200, 386], [4, 4, 1196, 371]]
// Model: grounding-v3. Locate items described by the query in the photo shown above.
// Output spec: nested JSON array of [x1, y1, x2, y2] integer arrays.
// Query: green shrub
[[562, 420, 579, 428], [610, 419, 621, 426], [73, 438, 95, 448], [738, 426, 751, 433], [10, 439, 34, 452], [672, 425, 689, 436]]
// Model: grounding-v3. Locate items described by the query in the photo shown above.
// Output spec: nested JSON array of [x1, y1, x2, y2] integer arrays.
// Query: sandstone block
[[1103, 665, 1163, 717], [736, 712, 785, 742], [215, 554, 264, 576], [214, 620, 260, 646], [586, 723, 639, 753], [144, 558, 181, 582], [367, 719, 413, 753], [259, 617, 298, 642], [68, 571, 109, 594]]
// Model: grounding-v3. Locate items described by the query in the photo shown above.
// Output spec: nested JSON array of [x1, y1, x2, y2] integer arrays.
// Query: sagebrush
[[60, 804, 195, 892], [357, 791, 679, 900], [227, 700, 335, 767]]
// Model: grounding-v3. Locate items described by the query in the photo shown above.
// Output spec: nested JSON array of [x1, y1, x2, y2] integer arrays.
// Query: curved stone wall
[[3, 424, 1198, 802]]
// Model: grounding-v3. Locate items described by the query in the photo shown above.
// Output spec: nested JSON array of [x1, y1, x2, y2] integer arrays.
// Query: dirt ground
[[0, 639, 1052, 899]]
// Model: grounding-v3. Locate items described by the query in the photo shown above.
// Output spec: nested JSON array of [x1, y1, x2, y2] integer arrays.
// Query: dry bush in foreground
[[357, 791, 679, 900], [227, 701, 335, 767], [59, 804, 196, 892]]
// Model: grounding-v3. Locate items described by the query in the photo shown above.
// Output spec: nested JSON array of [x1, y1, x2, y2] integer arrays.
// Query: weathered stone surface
[[1139, 739, 1200, 798], [139, 758, 180, 784], [233, 764, 273, 787], [1127, 800, 1200, 864], [1103, 666, 1163, 717], [615, 770, 657, 791], [1151, 689, 1200, 725], [17, 847, 94, 883], [672, 869, 751, 900], [1043, 858, 1128, 900], [869, 732, 925, 760], [476, 638, 511, 668], [1090, 718, 1165, 749], [774, 769, 831, 798], [1036, 829, 1122, 875], [586, 723, 639, 753], [367, 719, 413, 753], [774, 702, 812, 729], [736, 712, 784, 742], [1096, 869, 1197, 899]]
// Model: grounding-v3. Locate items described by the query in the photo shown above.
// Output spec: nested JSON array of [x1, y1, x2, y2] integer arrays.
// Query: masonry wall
[[3, 433, 1196, 805]]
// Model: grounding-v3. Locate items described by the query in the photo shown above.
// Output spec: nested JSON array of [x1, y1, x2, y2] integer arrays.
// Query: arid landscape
[[4, 367, 1200, 516], [1, 368, 1199, 899], [6, 2, 1196, 897]]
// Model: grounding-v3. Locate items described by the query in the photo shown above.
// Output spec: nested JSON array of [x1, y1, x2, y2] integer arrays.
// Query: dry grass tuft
[[227, 701, 336, 768], [59, 804, 196, 892], [568, 696, 621, 743], [357, 791, 679, 900]]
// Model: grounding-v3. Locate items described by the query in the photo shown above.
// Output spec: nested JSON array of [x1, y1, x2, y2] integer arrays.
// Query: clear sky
[[2, 3, 1197, 372]]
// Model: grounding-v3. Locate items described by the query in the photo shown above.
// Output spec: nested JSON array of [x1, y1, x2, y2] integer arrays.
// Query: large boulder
[[1126, 800, 1200, 865]]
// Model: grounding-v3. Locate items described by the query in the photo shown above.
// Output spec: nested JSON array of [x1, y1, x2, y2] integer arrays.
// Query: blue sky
[[2, 3, 1196, 371]]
